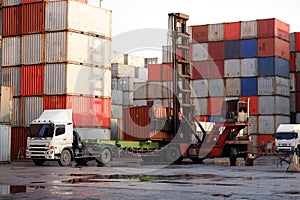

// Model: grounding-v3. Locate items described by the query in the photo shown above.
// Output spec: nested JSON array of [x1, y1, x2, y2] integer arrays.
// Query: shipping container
[[241, 96, 259, 115], [0, 185, 10, 195], [208, 41, 224, 60], [161, 63, 173, 81], [209, 60, 224, 79], [112, 63, 135, 78], [255, 134, 275, 153], [148, 64, 161, 81], [193, 98, 208, 116], [192, 43, 208, 61], [112, 90, 123, 105], [2, 0, 21, 7], [290, 52, 295, 72], [21, 96, 43, 126], [257, 37, 290, 60], [133, 100, 147, 106], [1, 67, 20, 96], [296, 93, 300, 112], [135, 67, 148, 80], [74, 128, 110, 141], [241, 77, 258, 96], [21, 65, 44, 96], [191, 25, 208, 43], [2, 36, 21, 66], [123, 91, 134, 106], [241, 58, 258, 77], [291, 112, 296, 124], [242, 115, 258, 135], [296, 53, 300, 72], [21, 34, 43, 65], [124, 54, 145, 67], [258, 115, 275, 134], [275, 115, 290, 131], [111, 105, 123, 119], [192, 61, 209, 80], [241, 20, 257, 39], [22, 2, 45, 34], [110, 118, 120, 140], [133, 82, 147, 100], [257, 18, 290, 41], [208, 79, 225, 97], [224, 59, 240, 77], [12, 97, 21, 127], [11, 127, 27, 159], [258, 57, 290, 78], [148, 82, 163, 99], [296, 113, 300, 124], [258, 96, 290, 115], [224, 21, 241, 40], [44, 63, 111, 97], [224, 40, 241, 59], [43, 96, 111, 128], [208, 23, 224, 41], [45, 31, 111, 66], [2, 5, 21, 36], [118, 77, 134, 91], [241, 39, 257, 58], [296, 73, 300, 92], [207, 97, 224, 115], [290, 33, 295, 52], [225, 78, 241, 96], [192, 79, 208, 97], [45, 1, 111, 38], [258, 77, 289, 96], [290, 92, 296, 112], [0, 124, 11, 163], [208, 116, 224, 123], [295, 33, 300, 51]]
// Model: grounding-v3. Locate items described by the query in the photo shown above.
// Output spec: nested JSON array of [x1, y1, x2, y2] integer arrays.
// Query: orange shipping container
[[257, 18, 290, 41], [22, 2, 45, 34], [257, 37, 290, 60], [224, 22, 241, 40], [21, 65, 44, 96]]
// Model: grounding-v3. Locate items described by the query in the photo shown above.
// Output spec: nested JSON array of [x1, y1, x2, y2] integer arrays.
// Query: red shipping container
[[208, 97, 224, 115], [22, 2, 45, 34], [290, 52, 296, 72], [162, 63, 173, 81], [21, 65, 44, 96], [11, 128, 28, 159], [295, 33, 300, 52], [241, 96, 258, 115], [224, 22, 241, 40], [208, 41, 224, 60], [191, 25, 209, 43], [257, 37, 290, 60], [257, 134, 275, 153], [197, 115, 208, 122], [257, 18, 290, 41], [209, 60, 224, 79], [192, 61, 209, 79], [2, 6, 22, 36], [148, 64, 161, 81]]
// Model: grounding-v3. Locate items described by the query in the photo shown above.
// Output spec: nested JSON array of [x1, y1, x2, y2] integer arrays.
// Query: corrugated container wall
[[21, 65, 44, 96], [257, 37, 290, 60], [191, 25, 208, 43], [241, 58, 258, 77], [224, 22, 241, 40], [241, 20, 257, 39], [1, 67, 21, 96], [2, 0, 21, 7], [21, 96, 43, 126], [2, 37, 21, 66], [11, 128, 27, 159], [21, 34, 43, 65], [2, 6, 22, 36], [257, 18, 290, 41], [208, 23, 224, 41], [0, 125, 11, 163], [12, 97, 21, 127], [22, 2, 45, 34]]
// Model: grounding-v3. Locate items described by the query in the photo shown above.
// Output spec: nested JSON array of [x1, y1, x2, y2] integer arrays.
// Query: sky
[[97, 0, 300, 57]]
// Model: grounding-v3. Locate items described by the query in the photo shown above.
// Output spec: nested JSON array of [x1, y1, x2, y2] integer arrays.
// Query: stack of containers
[[290, 32, 300, 123], [189, 18, 290, 151], [1, 0, 112, 157], [110, 53, 148, 140]]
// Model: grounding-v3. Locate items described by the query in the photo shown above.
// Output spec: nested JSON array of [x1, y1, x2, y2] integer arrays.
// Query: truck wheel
[[58, 150, 72, 166], [75, 158, 88, 166], [164, 146, 182, 164], [32, 159, 45, 166], [229, 147, 237, 166], [96, 148, 112, 166]]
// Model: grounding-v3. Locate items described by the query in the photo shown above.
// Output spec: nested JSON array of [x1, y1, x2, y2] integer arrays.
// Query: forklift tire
[[96, 148, 112, 166], [229, 147, 237, 166], [32, 159, 45, 166], [164, 146, 182, 164], [75, 158, 88, 166], [58, 149, 72, 166]]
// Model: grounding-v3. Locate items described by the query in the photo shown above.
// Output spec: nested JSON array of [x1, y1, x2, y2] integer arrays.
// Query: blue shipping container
[[258, 57, 289, 78], [241, 39, 257, 58], [225, 40, 240, 59], [241, 77, 258, 96]]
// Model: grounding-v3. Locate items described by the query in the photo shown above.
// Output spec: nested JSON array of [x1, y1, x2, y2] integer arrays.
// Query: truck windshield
[[275, 132, 298, 140], [29, 124, 54, 138]]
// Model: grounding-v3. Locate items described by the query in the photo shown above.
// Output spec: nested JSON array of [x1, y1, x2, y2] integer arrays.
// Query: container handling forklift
[[25, 13, 254, 167]]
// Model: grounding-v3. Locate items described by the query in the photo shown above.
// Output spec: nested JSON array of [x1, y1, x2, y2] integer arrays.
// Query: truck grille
[[28, 143, 49, 157]]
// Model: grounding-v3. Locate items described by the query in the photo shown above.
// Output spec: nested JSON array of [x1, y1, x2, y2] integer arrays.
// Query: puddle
[[0, 185, 26, 195]]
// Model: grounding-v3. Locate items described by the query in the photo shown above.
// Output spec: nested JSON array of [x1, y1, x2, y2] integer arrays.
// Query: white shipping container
[[21, 34, 43, 65], [111, 105, 123, 119], [193, 98, 208, 116], [112, 90, 123, 105], [241, 20, 257, 39], [224, 59, 240, 77], [124, 54, 145, 67], [192, 43, 208, 61], [2, 37, 21, 66], [112, 78, 118, 90], [45, 31, 111, 66], [75, 128, 110, 140], [135, 67, 148, 80], [0, 125, 11, 163], [123, 92, 134, 106], [225, 78, 241, 97], [241, 58, 257, 77], [192, 79, 208, 97], [111, 51, 125, 64], [2, 0, 21, 7], [290, 92, 296, 112], [112, 63, 135, 78], [208, 23, 224, 41], [22, 97, 43, 127], [290, 73, 296, 92], [258, 115, 275, 134], [208, 79, 224, 97], [44, 64, 111, 97], [118, 77, 134, 91], [46, 1, 112, 38], [290, 33, 295, 52], [1, 67, 20, 96], [296, 53, 300, 72], [275, 77, 290, 97], [258, 77, 275, 95], [12, 97, 21, 127]]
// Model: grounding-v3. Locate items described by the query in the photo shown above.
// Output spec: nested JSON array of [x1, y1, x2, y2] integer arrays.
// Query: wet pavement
[[0, 156, 300, 199]]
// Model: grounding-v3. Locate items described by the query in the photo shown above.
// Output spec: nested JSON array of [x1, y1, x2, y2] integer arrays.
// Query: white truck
[[26, 109, 113, 166], [275, 124, 300, 153]]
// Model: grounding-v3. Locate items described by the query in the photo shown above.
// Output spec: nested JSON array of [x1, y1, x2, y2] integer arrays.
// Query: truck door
[[53, 125, 71, 150]]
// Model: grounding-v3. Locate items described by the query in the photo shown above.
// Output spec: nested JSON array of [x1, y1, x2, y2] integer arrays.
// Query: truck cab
[[275, 124, 300, 153]]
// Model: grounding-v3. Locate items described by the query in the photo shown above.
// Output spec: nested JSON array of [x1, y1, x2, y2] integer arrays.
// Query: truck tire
[[229, 147, 237, 166], [96, 148, 112, 166], [58, 149, 72, 166], [32, 159, 45, 166], [164, 146, 183, 164]]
